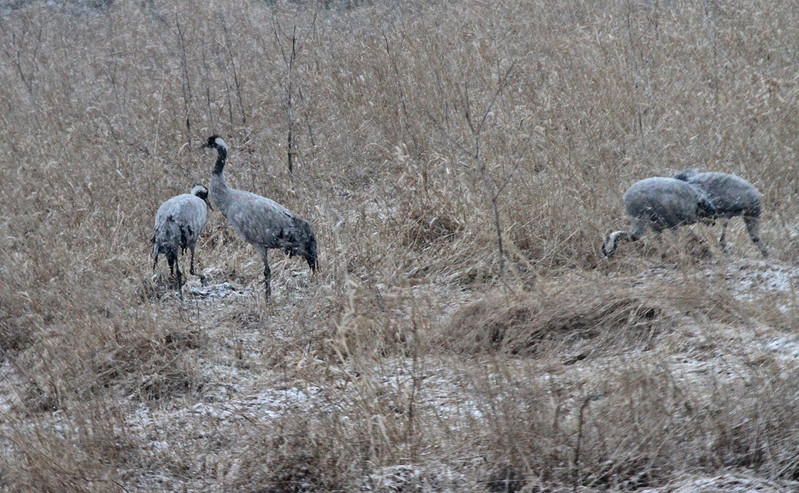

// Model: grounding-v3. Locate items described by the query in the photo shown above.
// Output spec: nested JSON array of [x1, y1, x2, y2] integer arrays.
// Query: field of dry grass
[[2, 0, 799, 491]]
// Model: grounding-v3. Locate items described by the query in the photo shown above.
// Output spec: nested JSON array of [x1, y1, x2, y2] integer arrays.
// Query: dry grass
[[2, 0, 799, 490]]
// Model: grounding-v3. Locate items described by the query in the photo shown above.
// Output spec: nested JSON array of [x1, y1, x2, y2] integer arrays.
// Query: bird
[[602, 177, 716, 257], [152, 183, 213, 290], [201, 135, 317, 300], [674, 169, 767, 257]]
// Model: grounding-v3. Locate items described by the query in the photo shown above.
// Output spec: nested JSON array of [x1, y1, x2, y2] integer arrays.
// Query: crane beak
[[204, 196, 213, 211]]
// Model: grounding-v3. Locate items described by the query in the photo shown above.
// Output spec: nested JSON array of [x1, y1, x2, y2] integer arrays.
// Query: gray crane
[[201, 135, 317, 300], [602, 177, 716, 257], [152, 184, 213, 290], [674, 169, 768, 257]]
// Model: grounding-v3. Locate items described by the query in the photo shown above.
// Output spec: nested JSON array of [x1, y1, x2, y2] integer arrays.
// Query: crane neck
[[212, 146, 228, 176], [210, 148, 230, 215]]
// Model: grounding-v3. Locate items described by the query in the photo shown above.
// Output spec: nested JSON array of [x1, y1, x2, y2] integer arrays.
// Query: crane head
[[201, 135, 228, 151], [191, 183, 213, 210]]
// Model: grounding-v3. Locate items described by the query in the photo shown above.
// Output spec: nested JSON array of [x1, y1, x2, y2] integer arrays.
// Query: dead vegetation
[[1, 0, 799, 490], [444, 276, 663, 357]]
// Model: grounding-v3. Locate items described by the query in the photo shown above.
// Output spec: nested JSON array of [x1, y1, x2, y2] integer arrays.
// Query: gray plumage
[[674, 169, 767, 257], [602, 177, 717, 257], [202, 135, 317, 300], [152, 184, 213, 289]]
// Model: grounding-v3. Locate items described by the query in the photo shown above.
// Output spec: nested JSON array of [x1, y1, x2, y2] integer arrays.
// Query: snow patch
[[188, 385, 324, 423], [187, 281, 243, 299], [767, 336, 799, 360], [361, 464, 468, 492], [722, 259, 799, 312]]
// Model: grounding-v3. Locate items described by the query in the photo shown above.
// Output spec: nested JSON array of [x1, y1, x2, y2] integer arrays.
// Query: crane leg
[[175, 261, 183, 291], [718, 220, 729, 252], [167, 254, 183, 291], [255, 247, 272, 301], [264, 261, 271, 300], [744, 216, 768, 257], [190, 247, 197, 276]]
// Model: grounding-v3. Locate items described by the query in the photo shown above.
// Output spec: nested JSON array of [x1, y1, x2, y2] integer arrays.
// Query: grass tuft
[[1, 0, 799, 490]]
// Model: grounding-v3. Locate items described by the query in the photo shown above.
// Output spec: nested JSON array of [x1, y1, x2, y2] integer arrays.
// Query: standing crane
[[201, 136, 317, 300], [152, 184, 213, 290]]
